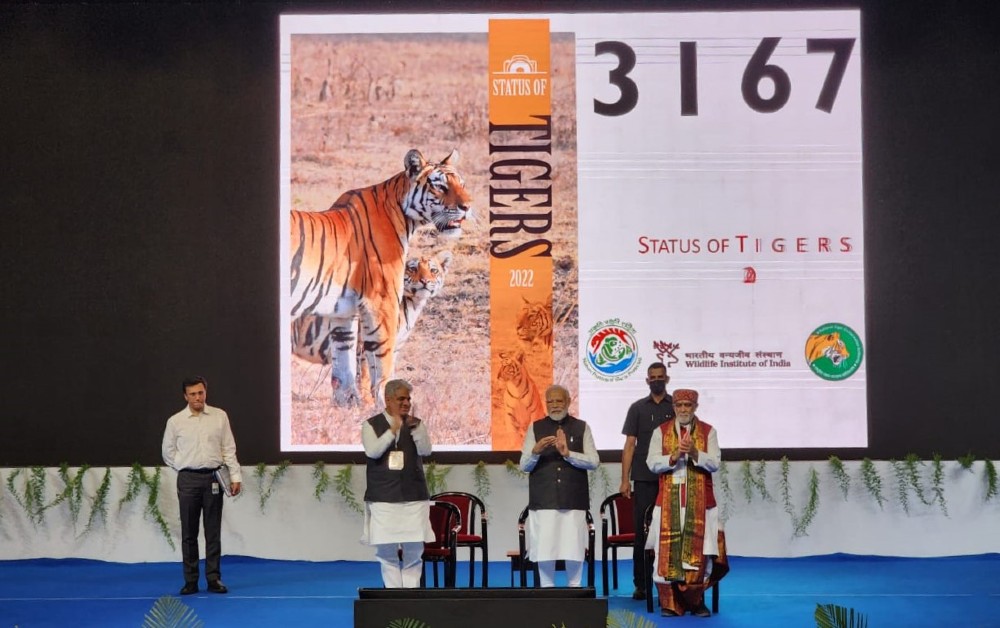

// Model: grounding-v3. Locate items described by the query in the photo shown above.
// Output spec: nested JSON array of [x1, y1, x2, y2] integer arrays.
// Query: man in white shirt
[[361, 379, 434, 588], [519, 385, 600, 587], [162, 376, 242, 595]]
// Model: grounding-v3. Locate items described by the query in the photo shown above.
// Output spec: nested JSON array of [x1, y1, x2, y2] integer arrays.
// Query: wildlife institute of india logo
[[805, 322, 864, 381], [584, 319, 641, 382]]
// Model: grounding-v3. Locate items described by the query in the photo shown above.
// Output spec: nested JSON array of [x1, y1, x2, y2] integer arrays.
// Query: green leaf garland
[[860, 458, 885, 510], [334, 465, 363, 514]]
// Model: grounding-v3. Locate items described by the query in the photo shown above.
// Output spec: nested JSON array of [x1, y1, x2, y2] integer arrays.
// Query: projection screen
[[279, 10, 865, 452]]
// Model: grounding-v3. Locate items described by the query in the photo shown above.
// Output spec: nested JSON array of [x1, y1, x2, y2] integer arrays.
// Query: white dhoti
[[527, 509, 588, 587], [362, 501, 434, 588]]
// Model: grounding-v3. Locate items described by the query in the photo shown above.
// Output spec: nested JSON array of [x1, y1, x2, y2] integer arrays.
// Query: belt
[[180, 467, 221, 474]]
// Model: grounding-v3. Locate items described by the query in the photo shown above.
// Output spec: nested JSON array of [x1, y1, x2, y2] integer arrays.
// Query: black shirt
[[621, 393, 674, 482]]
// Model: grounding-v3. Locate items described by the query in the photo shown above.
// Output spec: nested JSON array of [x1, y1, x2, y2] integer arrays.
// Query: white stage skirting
[[1, 461, 998, 563]]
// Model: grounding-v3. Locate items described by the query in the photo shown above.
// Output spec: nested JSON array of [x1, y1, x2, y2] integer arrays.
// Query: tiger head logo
[[805, 332, 849, 366], [403, 149, 471, 239]]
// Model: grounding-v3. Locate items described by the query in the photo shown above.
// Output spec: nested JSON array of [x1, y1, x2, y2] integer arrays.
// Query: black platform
[[355, 586, 608, 628]]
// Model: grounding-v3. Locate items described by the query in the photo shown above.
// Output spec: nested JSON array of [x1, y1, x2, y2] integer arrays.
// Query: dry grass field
[[287, 33, 578, 449]]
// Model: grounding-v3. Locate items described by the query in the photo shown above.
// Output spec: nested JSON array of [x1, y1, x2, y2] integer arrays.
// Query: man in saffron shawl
[[645, 389, 728, 617]]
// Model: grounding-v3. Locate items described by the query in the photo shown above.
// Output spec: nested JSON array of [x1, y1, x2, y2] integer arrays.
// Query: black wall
[[2, 2, 999, 466]]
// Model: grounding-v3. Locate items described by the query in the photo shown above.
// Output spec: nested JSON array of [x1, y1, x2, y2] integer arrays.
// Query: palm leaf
[[815, 603, 868, 628], [606, 608, 658, 628], [387, 619, 431, 628], [142, 595, 204, 628]]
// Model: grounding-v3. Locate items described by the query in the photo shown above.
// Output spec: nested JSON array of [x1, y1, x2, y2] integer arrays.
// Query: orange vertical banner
[[488, 20, 554, 451]]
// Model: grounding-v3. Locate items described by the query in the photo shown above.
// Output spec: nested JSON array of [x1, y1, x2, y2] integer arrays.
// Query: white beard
[[549, 410, 568, 422]]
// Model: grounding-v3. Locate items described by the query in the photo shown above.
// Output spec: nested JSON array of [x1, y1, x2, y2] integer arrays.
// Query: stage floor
[[1, 554, 998, 626]]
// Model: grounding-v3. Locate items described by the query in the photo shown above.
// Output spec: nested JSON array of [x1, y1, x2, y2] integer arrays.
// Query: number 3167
[[594, 37, 856, 116]]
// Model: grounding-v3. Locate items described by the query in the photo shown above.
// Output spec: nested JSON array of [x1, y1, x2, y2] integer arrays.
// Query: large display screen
[[279, 11, 865, 452]]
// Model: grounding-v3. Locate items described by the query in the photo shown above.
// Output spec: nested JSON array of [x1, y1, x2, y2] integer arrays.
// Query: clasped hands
[[670, 432, 697, 464], [389, 414, 421, 435], [533, 428, 570, 457]]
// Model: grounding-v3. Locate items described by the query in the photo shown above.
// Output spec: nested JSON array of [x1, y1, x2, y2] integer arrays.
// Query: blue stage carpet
[[1, 554, 998, 627]]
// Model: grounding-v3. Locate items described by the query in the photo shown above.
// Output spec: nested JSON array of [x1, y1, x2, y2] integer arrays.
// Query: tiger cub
[[291, 251, 453, 379], [497, 348, 545, 443]]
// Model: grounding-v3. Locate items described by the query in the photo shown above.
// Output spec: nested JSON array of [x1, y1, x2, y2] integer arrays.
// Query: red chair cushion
[[607, 533, 636, 545]]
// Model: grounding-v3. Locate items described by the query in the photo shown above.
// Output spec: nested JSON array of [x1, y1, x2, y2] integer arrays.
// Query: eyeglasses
[[674, 401, 694, 407]]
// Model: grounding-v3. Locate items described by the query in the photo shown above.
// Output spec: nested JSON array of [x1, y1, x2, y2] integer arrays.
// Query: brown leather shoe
[[207, 580, 228, 594], [631, 589, 646, 600], [661, 608, 679, 617], [179, 582, 198, 595], [693, 603, 711, 617]]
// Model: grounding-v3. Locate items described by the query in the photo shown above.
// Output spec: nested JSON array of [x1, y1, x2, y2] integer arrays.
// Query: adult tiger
[[290, 149, 470, 405], [291, 251, 453, 381], [805, 332, 849, 366]]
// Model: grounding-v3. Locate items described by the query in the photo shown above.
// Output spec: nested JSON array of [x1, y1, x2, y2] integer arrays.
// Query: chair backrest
[[431, 491, 486, 536], [600, 492, 635, 536], [427, 501, 462, 548]]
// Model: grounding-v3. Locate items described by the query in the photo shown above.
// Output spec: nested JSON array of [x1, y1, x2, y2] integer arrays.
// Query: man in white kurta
[[361, 379, 434, 588], [519, 385, 600, 587], [645, 388, 726, 617]]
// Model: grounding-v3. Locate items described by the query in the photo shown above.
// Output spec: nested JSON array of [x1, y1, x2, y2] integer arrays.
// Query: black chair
[[599, 492, 636, 596], [432, 491, 489, 587], [643, 504, 720, 614], [421, 500, 462, 588], [516, 506, 595, 588]]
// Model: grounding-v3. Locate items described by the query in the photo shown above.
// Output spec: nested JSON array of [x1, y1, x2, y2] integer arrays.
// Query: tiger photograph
[[286, 32, 579, 449]]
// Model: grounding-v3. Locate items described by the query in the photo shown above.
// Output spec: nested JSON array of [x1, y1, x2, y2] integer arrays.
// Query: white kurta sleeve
[[519, 426, 540, 472], [563, 423, 600, 471], [410, 421, 433, 456], [362, 420, 395, 459], [646, 426, 679, 474]]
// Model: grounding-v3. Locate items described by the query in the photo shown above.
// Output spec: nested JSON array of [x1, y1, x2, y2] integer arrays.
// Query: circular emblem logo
[[805, 323, 864, 381], [584, 319, 641, 382]]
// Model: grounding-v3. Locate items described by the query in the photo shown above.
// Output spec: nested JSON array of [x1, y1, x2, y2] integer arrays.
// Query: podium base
[[355, 586, 608, 628]]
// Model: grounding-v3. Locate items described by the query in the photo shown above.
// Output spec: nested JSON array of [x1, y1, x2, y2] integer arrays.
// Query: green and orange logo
[[805, 323, 864, 381]]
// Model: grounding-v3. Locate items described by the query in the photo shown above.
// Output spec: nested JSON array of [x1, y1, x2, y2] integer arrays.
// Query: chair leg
[[482, 546, 488, 587], [712, 581, 720, 613], [612, 548, 618, 589], [644, 550, 653, 614], [468, 551, 475, 587], [602, 546, 609, 596]]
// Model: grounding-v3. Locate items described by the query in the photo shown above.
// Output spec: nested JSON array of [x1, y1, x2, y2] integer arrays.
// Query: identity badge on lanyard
[[388, 450, 404, 471]]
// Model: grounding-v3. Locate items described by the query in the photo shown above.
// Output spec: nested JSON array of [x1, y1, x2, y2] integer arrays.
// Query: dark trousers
[[632, 479, 660, 590], [177, 470, 224, 584]]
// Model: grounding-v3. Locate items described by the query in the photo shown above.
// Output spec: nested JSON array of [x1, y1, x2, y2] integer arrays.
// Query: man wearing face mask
[[519, 384, 600, 587], [619, 362, 674, 600], [645, 389, 728, 617]]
